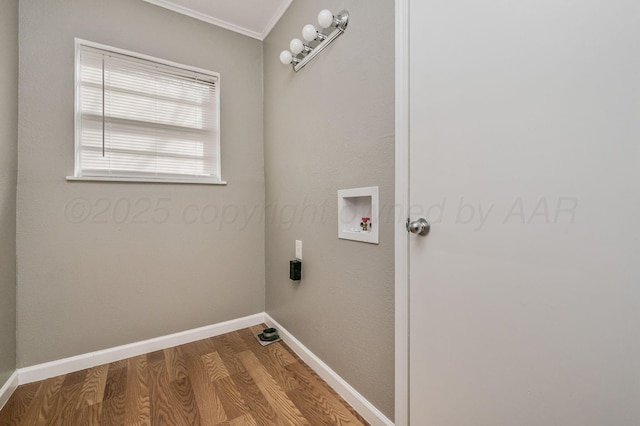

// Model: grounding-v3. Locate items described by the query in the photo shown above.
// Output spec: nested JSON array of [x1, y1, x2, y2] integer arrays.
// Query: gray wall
[[17, 0, 264, 367], [0, 0, 18, 386], [264, 1, 395, 419]]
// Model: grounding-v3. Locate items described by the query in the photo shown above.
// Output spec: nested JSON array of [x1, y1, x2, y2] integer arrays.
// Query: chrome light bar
[[279, 9, 349, 72]]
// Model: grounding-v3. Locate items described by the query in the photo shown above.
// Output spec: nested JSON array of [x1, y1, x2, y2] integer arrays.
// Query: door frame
[[394, 0, 410, 424]]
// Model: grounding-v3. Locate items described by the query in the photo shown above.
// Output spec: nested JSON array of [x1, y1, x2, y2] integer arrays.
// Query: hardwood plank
[[254, 323, 268, 330], [226, 332, 251, 353], [146, 349, 165, 364], [229, 370, 280, 426], [165, 346, 201, 425], [77, 400, 102, 425], [236, 325, 263, 344], [288, 385, 364, 426], [37, 377, 67, 426], [61, 369, 87, 388], [148, 353, 201, 425], [210, 334, 247, 375], [45, 380, 84, 425], [19, 376, 64, 426], [99, 394, 126, 425], [248, 324, 267, 336], [215, 330, 252, 367], [164, 346, 189, 383], [124, 354, 151, 426], [104, 363, 128, 401], [202, 351, 231, 381], [268, 344, 298, 368], [237, 350, 309, 426], [169, 375, 201, 426], [147, 356, 184, 425], [100, 364, 128, 425], [182, 337, 217, 357], [0, 381, 40, 425], [224, 412, 259, 426], [75, 364, 108, 409], [109, 359, 129, 370], [286, 362, 368, 425], [212, 375, 248, 420], [237, 329, 301, 393], [183, 351, 227, 423]]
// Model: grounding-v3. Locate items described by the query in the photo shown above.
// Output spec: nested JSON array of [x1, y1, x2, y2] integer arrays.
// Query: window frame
[[67, 39, 225, 185]]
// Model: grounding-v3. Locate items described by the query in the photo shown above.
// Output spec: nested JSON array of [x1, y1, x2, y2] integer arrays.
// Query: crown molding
[[143, 0, 292, 41]]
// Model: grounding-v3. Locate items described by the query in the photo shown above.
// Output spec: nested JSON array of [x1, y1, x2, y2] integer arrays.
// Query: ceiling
[[143, 0, 293, 40]]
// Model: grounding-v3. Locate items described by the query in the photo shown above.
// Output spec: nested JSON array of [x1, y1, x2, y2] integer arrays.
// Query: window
[[70, 39, 223, 184]]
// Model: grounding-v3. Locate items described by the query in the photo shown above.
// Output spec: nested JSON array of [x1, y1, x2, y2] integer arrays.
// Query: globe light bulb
[[279, 50, 293, 65], [302, 24, 318, 42], [318, 9, 334, 28], [290, 38, 304, 55]]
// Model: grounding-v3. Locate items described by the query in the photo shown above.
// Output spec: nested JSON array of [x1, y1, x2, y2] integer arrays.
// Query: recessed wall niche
[[337, 186, 379, 244]]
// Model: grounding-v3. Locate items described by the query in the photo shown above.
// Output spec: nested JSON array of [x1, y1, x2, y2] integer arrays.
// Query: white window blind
[[74, 41, 221, 183]]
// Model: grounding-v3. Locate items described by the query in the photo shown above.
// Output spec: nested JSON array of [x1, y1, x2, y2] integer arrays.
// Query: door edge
[[394, 0, 410, 424]]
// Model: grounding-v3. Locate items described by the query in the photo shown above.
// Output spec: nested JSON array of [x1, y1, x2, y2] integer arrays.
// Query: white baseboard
[[264, 314, 394, 426], [0, 370, 18, 412], [18, 313, 265, 385]]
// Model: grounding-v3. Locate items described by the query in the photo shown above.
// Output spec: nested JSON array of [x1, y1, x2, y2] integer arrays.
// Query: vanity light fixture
[[279, 9, 349, 72]]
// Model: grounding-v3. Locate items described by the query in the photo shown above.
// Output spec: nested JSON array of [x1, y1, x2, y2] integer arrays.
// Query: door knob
[[407, 218, 430, 236]]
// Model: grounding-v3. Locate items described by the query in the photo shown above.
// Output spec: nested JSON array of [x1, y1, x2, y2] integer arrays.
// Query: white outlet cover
[[295, 240, 302, 260]]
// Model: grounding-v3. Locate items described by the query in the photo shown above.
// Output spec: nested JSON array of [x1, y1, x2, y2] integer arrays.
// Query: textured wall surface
[[17, 0, 265, 366], [263, 1, 395, 418], [0, 0, 18, 387]]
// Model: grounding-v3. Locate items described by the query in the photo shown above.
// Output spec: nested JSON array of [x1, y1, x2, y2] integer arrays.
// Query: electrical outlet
[[295, 240, 302, 260]]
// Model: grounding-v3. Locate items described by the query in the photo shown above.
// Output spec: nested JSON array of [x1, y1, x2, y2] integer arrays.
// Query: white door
[[406, 0, 640, 425]]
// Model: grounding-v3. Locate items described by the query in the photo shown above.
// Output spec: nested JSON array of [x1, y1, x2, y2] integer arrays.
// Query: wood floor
[[0, 324, 368, 425]]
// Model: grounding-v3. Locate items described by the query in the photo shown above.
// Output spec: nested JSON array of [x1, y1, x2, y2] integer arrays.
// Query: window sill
[[66, 176, 227, 185]]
